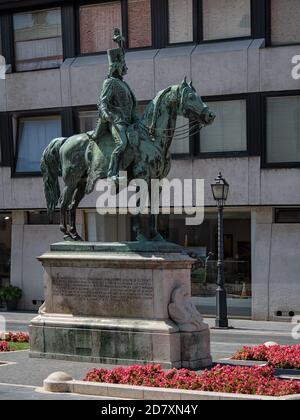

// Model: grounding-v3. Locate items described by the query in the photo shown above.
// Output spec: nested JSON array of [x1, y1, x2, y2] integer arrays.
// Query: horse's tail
[[41, 137, 67, 218]]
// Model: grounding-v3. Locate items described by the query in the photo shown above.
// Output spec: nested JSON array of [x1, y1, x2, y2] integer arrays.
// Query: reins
[[141, 85, 204, 141]]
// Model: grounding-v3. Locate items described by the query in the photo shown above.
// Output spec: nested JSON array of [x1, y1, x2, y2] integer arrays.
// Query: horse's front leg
[[132, 213, 142, 241], [132, 207, 147, 242], [60, 186, 76, 241], [149, 186, 166, 242], [60, 207, 68, 237], [69, 208, 83, 241]]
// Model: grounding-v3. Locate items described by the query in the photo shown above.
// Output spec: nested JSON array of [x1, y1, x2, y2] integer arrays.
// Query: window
[[128, 0, 152, 48], [266, 96, 300, 164], [275, 208, 300, 224], [79, 2, 122, 54], [79, 110, 98, 132], [199, 100, 247, 154], [131, 212, 252, 318], [13, 8, 63, 71], [78, 103, 146, 133], [0, 114, 8, 166], [271, 0, 300, 45], [202, 0, 251, 41], [0, 21, 2, 56], [27, 210, 60, 225], [16, 115, 62, 173], [168, 0, 193, 44], [170, 116, 190, 155]]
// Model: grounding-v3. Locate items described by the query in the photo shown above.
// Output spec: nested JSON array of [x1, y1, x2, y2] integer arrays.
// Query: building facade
[[0, 0, 299, 320]]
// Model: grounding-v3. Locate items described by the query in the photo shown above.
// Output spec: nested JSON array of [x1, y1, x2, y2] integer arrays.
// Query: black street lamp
[[211, 172, 230, 329]]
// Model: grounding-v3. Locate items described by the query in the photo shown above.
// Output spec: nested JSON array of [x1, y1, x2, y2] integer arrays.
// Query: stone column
[[251, 208, 272, 321]]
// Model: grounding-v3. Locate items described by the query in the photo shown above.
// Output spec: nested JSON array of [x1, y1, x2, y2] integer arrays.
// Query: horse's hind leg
[[149, 214, 166, 242], [60, 185, 76, 241], [69, 178, 87, 241]]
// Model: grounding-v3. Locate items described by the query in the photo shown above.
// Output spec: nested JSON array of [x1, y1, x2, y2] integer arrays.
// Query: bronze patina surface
[[41, 29, 216, 242]]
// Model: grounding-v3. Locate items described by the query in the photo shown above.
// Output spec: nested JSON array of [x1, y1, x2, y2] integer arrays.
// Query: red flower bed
[[84, 364, 300, 397], [233, 345, 300, 370], [0, 341, 11, 352], [0, 332, 29, 343]]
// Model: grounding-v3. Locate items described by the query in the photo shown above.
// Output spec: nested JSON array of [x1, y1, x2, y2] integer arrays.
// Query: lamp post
[[211, 172, 229, 329]]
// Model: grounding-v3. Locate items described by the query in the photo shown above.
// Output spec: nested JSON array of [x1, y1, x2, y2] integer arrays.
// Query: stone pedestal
[[29, 242, 212, 369]]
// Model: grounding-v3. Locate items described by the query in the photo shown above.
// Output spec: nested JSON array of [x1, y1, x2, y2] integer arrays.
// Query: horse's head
[[177, 78, 215, 126]]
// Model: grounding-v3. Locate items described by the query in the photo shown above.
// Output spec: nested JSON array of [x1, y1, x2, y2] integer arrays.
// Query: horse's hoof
[[136, 233, 148, 242], [74, 235, 83, 242], [63, 234, 74, 242], [69, 231, 84, 241]]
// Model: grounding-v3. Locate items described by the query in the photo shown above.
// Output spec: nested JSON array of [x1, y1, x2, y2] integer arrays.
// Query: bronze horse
[[41, 79, 215, 241]]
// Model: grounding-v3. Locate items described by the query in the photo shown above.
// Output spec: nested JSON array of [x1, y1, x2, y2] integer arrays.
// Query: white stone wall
[[252, 208, 300, 321]]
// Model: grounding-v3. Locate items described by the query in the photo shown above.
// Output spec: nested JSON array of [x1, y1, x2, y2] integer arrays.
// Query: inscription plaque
[[52, 277, 153, 303]]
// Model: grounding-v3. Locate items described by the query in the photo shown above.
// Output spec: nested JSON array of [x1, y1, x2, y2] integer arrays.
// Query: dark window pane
[[13, 8, 63, 71], [200, 100, 247, 153], [267, 96, 300, 163], [27, 211, 60, 225], [275, 209, 300, 224]]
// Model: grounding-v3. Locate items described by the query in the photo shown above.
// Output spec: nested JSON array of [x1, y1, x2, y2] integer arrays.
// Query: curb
[[43, 372, 300, 401]]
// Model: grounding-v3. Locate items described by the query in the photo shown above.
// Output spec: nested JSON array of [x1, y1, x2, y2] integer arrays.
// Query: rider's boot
[[107, 155, 126, 184], [88, 118, 102, 141]]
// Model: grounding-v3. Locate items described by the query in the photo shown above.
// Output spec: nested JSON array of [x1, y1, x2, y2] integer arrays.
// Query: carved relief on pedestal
[[168, 285, 206, 332], [38, 301, 46, 315]]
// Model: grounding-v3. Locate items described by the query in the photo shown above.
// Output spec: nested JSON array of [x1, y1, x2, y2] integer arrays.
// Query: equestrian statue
[[41, 29, 216, 241]]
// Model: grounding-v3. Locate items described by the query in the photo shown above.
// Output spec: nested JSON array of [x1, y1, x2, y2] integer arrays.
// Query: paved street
[[0, 312, 298, 399], [0, 383, 119, 400]]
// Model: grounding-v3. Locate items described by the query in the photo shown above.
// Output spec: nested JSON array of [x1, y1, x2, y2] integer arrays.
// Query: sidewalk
[[1, 311, 296, 334], [1, 311, 298, 360], [0, 311, 36, 323], [205, 318, 295, 333]]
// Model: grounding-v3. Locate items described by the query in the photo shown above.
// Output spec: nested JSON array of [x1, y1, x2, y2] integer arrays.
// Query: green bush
[[0, 285, 22, 302]]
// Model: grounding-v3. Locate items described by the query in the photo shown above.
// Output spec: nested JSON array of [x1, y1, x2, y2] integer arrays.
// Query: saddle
[[85, 123, 142, 194]]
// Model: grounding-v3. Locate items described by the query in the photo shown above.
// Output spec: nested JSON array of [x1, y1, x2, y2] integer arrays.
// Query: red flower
[[233, 345, 300, 370], [83, 363, 300, 396], [1, 332, 29, 343], [0, 341, 10, 352]]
